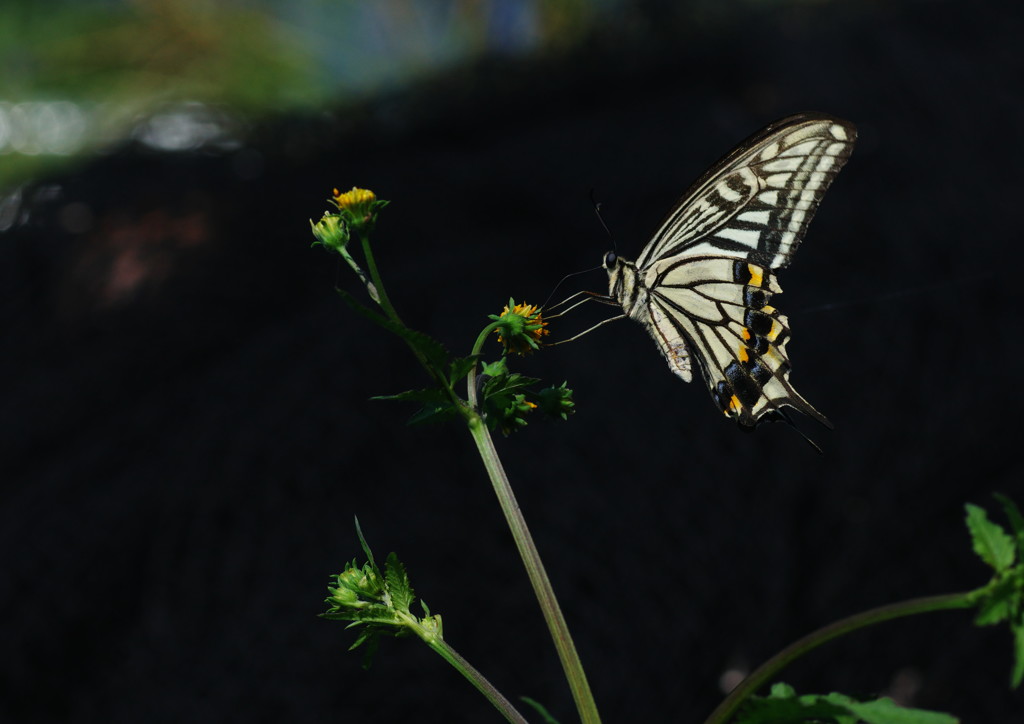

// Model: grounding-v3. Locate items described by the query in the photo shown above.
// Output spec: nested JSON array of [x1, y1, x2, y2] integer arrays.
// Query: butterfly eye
[[603, 251, 617, 268]]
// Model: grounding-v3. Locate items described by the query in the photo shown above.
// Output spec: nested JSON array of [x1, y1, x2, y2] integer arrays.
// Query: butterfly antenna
[[540, 267, 605, 312], [589, 189, 617, 253]]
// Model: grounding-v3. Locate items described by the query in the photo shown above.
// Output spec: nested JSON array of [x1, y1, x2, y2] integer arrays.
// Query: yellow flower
[[332, 187, 376, 211], [493, 299, 549, 355], [329, 187, 385, 235]]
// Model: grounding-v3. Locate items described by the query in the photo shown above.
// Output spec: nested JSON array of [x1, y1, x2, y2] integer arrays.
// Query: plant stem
[[703, 591, 975, 724], [359, 232, 401, 325], [464, 410, 601, 724], [423, 634, 531, 724], [337, 245, 380, 303]]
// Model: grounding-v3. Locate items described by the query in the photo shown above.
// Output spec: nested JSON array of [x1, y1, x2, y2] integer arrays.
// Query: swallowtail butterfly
[[604, 113, 856, 433]]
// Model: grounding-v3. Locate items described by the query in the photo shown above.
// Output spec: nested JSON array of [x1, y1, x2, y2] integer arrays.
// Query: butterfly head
[[602, 249, 639, 310]]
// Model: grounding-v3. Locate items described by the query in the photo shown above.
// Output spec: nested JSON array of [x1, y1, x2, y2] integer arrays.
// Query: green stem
[[703, 591, 975, 724], [421, 633, 530, 724], [463, 329, 601, 723], [359, 232, 401, 325], [356, 233, 453, 392], [337, 246, 380, 304], [465, 418, 601, 723]]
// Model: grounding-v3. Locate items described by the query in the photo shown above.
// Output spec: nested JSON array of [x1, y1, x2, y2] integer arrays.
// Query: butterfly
[[602, 113, 856, 436]]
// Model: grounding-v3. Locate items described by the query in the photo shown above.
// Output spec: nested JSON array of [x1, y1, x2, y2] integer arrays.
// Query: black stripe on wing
[[636, 114, 856, 271], [646, 257, 830, 429]]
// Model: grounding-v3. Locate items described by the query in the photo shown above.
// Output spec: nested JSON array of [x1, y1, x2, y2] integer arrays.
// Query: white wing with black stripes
[[605, 113, 855, 433]]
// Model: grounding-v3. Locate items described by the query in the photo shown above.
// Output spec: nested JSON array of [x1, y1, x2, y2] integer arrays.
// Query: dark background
[[2, 1, 1022, 722]]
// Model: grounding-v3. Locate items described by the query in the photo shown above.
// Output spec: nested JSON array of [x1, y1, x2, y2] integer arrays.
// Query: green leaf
[[734, 692, 851, 724], [354, 517, 379, 576], [767, 682, 797, 698], [520, 696, 561, 724], [994, 493, 1024, 557], [337, 288, 449, 372], [371, 388, 460, 425], [357, 630, 380, 670], [973, 575, 1019, 626], [482, 371, 539, 397], [406, 400, 459, 426], [371, 388, 447, 403], [447, 356, 478, 386], [737, 686, 958, 724], [480, 357, 509, 378], [384, 552, 414, 615], [842, 696, 958, 724], [966, 504, 1016, 573]]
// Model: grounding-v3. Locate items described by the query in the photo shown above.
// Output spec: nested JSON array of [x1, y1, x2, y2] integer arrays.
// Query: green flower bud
[[536, 382, 575, 420], [310, 213, 350, 251]]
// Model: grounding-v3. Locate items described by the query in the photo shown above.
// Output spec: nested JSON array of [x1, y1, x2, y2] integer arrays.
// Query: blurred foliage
[[0, 0, 320, 110], [0, 0, 838, 190], [0, 0, 614, 189]]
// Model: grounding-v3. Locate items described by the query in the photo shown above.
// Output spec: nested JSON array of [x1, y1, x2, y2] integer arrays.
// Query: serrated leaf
[[966, 504, 1016, 573], [447, 356, 478, 386], [994, 493, 1024, 556], [353, 516, 379, 575], [370, 387, 460, 425], [384, 552, 414, 615], [1012, 620, 1024, 688], [331, 607, 401, 626], [337, 288, 449, 371], [407, 401, 459, 425], [842, 696, 958, 724], [973, 575, 1018, 626], [480, 358, 509, 378], [738, 688, 958, 724], [371, 388, 447, 403], [482, 372, 539, 398], [348, 629, 371, 651], [734, 694, 850, 724]]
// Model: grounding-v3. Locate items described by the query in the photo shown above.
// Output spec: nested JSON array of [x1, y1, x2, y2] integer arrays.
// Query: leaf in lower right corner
[[736, 688, 959, 724], [965, 504, 1016, 573], [994, 493, 1024, 559], [841, 697, 959, 724]]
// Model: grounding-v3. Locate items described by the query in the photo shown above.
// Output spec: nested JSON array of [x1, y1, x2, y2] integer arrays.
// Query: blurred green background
[[0, 0, 625, 189]]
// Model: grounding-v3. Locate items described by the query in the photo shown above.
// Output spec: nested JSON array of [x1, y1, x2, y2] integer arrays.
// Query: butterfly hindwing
[[641, 255, 830, 428]]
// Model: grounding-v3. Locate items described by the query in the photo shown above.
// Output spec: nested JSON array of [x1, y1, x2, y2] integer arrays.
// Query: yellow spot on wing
[[738, 346, 749, 363], [741, 327, 751, 341], [747, 264, 763, 287], [728, 395, 741, 414]]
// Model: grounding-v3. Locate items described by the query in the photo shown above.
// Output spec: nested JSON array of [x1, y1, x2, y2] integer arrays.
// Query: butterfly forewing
[[612, 114, 855, 431], [636, 114, 855, 271]]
